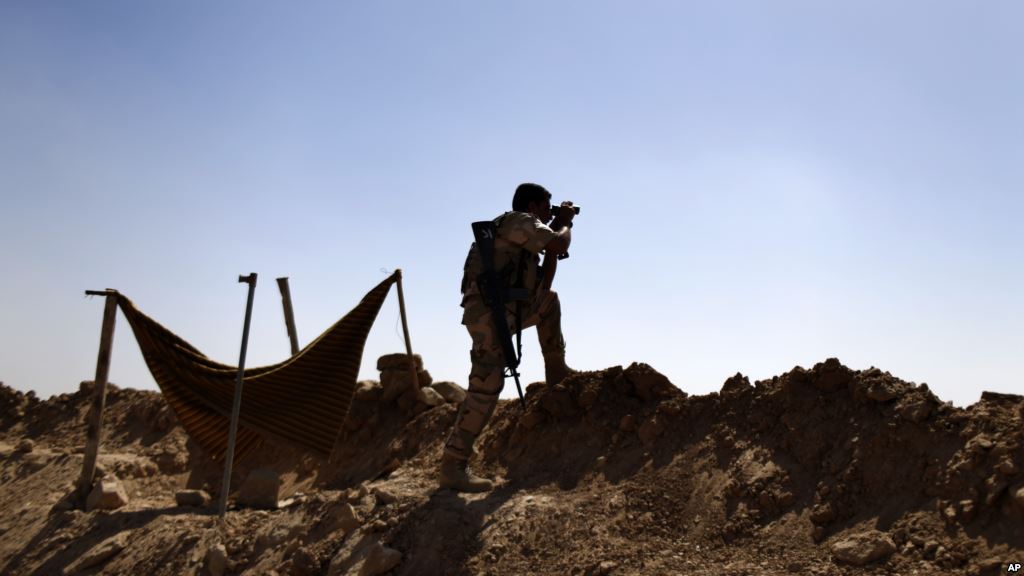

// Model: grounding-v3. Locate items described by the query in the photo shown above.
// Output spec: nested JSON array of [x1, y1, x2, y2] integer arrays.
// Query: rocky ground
[[1, 357, 1022, 575]]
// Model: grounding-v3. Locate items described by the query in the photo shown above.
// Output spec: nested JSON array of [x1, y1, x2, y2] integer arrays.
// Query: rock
[[20, 451, 47, 472], [897, 397, 933, 423], [720, 373, 751, 396], [206, 544, 228, 576], [865, 380, 902, 402], [290, 547, 322, 576], [381, 370, 433, 403], [942, 504, 958, 523], [359, 540, 402, 575], [330, 502, 362, 535], [86, 477, 129, 511], [352, 483, 371, 500], [396, 388, 419, 413], [372, 488, 397, 506], [354, 381, 383, 403], [431, 381, 466, 404], [775, 490, 796, 508], [151, 446, 188, 474], [376, 353, 423, 371], [1012, 486, 1024, 514], [984, 474, 1010, 506], [724, 479, 742, 497], [810, 503, 836, 525], [830, 530, 896, 566], [328, 535, 401, 576], [624, 363, 675, 401], [15, 439, 34, 453], [967, 435, 994, 452], [980, 390, 1024, 404], [812, 358, 853, 391], [619, 415, 637, 432], [76, 532, 128, 571], [416, 387, 445, 407], [959, 499, 976, 522], [380, 373, 410, 404], [997, 459, 1018, 476], [585, 560, 619, 576], [637, 416, 665, 445], [850, 369, 909, 403], [175, 489, 211, 508], [415, 369, 432, 387], [237, 468, 280, 509]]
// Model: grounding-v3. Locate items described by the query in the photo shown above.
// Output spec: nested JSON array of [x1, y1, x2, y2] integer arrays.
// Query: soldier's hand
[[556, 201, 576, 224]]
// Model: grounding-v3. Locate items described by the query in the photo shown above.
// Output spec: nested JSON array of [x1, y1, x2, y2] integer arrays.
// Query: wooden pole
[[78, 289, 119, 502], [276, 277, 300, 356], [395, 270, 419, 395], [219, 273, 258, 518]]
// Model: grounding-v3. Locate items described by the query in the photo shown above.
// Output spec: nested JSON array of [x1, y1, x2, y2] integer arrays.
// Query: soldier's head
[[512, 183, 552, 221]]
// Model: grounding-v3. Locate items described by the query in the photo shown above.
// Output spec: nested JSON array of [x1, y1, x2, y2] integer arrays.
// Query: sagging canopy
[[115, 271, 398, 464]]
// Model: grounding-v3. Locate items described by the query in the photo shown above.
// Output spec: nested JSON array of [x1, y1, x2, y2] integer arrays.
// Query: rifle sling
[[471, 221, 521, 371], [470, 220, 528, 407]]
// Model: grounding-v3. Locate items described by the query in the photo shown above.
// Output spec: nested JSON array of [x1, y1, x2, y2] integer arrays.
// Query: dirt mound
[[1, 359, 1022, 575]]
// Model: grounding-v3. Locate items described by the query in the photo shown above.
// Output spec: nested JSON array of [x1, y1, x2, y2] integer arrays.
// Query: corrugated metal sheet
[[116, 272, 398, 463]]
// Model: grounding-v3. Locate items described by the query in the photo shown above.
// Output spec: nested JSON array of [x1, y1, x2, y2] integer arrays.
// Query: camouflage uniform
[[444, 211, 567, 461]]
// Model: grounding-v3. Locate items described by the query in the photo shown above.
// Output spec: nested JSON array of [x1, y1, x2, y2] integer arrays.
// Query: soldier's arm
[[544, 202, 576, 256], [540, 208, 575, 290], [545, 226, 571, 256], [544, 201, 577, 255], [540, 246, 560, 291]]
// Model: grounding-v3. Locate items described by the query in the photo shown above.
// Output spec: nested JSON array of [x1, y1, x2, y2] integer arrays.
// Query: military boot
[[543, 352, 578, 386], [439, 454, 493, 493]]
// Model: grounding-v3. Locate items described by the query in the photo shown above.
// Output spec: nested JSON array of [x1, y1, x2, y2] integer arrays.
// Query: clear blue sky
[[2, 1, 1020, 407]]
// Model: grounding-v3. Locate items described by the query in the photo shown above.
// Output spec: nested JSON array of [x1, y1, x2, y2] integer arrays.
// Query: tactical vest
[[461, 212, 543, 303]]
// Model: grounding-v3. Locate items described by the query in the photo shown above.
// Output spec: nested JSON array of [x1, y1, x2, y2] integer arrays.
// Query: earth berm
[[1, 358, 1021, 575]]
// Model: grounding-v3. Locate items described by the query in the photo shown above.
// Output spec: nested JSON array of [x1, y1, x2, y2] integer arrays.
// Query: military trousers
[[443, 290, 566, 461]]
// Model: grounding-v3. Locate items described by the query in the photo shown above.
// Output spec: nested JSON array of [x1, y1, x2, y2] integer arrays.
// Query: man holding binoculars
[[440, 182, 580, 492]]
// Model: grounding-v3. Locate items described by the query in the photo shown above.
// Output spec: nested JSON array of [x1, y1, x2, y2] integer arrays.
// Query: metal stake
[[395, 270, 420, 395], [276, 277, 300, 356], [78, 289, 119, 503], [219, 273, 258, 518]]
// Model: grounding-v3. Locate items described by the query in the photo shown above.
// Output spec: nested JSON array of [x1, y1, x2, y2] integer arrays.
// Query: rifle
[[471, 220, 528, 408]]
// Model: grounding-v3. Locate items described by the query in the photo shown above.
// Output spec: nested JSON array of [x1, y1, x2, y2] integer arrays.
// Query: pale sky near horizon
[[1, 1, 1021, 408]]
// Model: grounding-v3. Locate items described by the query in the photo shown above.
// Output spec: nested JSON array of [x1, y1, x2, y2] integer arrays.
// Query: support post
[[395, 270, 419, 395], [276, 277, 300, 356], [219, 273, 258, 518], [78, 289, 119, 503]]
